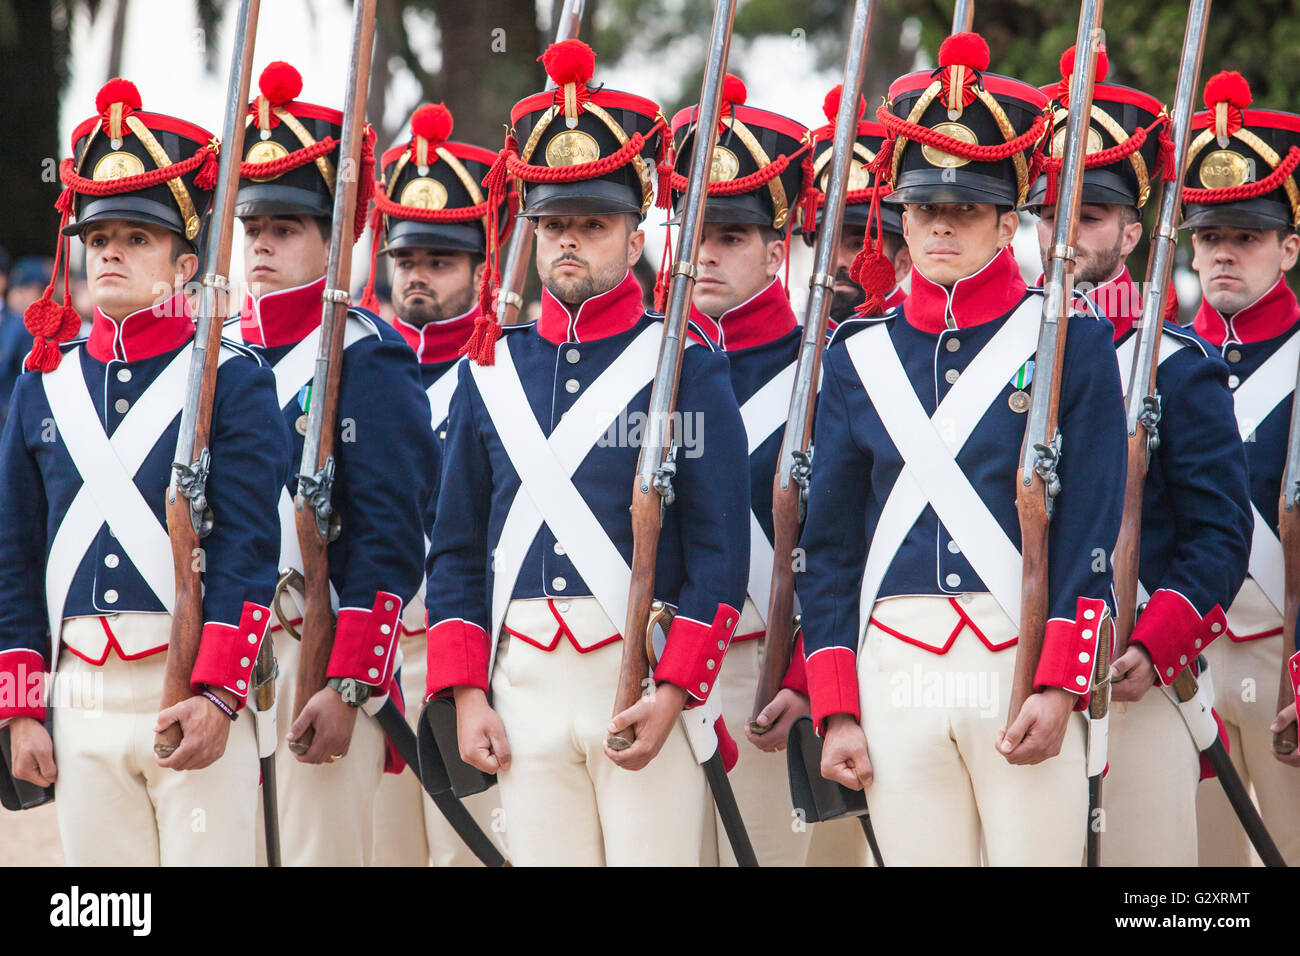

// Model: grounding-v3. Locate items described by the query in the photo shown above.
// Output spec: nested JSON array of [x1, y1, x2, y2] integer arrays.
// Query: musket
[[749, 0, 878, 732], [1097, 0, 1211, 868], [603, 0, 757, 867], [289, 0, 377, 754], [494, 0, 587, 327], [1006, 1, 1104, 724], [1273, 350, 1300, 756], [952, 0, 974, 33], [154, 0, 262, 759]]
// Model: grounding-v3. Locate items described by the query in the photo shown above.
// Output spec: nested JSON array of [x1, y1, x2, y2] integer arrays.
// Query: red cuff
[[1289, 649, 1300, 721], [327, 592, 403, 688], [426, 618, 490, 699], [1130, 589, 1226, 686], [190, 603, 271, 710], [1033, 597, 1107, 709], [654, 604, 740, 706], [0, 649, 46, 721], [780, 632, 809, 696], [806, 646, 860, 735]]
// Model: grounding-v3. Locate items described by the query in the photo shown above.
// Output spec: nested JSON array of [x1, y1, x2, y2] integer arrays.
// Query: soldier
[[794, 86, 913, 867], [1026, 50, 1253, 866], [0, 79, 288, 865], [1181, 71, 1300, 865], [231, 61, 436, 866], [666, 76, 813, 866], [804, 33, 1128, 865], [803, 86, 911, 328], [362, 103, 506, 867], [424, 39, 750, 866]]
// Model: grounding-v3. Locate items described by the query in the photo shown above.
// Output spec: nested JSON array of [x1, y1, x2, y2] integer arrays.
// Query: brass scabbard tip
[[153, 743, 176, 758], [606, 734, 632, 751], [747, 719, 770, 735], [287, 740, 310, 756]]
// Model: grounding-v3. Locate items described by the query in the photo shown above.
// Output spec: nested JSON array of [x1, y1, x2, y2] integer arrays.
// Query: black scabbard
[[260, 753, 281, 867], [374, 699, 508, 867], [0, 723, 55, 812], [1203, 738, 1287, 867], [702, 751, 758, 867], [1086, 774, 1102, 867]]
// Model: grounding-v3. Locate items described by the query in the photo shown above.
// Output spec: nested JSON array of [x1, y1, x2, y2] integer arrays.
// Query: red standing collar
[[393, 303, 476, 364], [691, 278, 797, 351], [905, 246, 1027, 334], [241, 275, 328, 348], [537, 270, 646, 344], [1085, 267, 1142, 341], [87, 291, 194, 363], [1193, 276, 1300, 345]]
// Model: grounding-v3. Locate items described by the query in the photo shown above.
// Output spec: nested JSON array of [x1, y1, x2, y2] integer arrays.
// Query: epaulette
[[685, 317, 719, 350], [345, 306, 382, 337], [1161, 321, 1213, 359], [826, 305, 897, 349], [499, 319, 536, 335], [218, 337, 267, 366], [60, 336, 88, 353]]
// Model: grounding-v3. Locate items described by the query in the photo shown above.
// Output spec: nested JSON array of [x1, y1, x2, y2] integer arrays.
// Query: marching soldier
[[667, 77, 814, 865], [1026, 51, 1254, 866], [803, 86, 911, 327], [0, 79, 288, 865], [231, 61, 436, 866], [425, 40, 750, 866], [805, 33, 1128, 865], [1181, 71, 1300, 865], [363, 103, 506, 866]]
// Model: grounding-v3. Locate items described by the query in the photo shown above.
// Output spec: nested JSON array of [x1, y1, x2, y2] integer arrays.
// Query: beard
[[542, 253, 626, 307], [1074, 232, 1126, 289], [829, 266, 865, 321], [396, 282, 475, 326]]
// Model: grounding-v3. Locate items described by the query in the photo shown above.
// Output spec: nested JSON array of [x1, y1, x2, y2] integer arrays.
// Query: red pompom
[[823, 84, 867, 125], [721, 73, 747, 107], [1059, 43, 1109, 83], [410, 103, 453, 144], [937, 32, 990, 72], [95, 78, 142, 115], [24, 296, 66, 338], [258, 61, 303, 105], [1204, 70, 1252, 110], [540, 39, 596, 88]]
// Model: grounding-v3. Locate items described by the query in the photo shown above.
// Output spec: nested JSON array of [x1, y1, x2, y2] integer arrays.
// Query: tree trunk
[[0, 0, 62, 258]]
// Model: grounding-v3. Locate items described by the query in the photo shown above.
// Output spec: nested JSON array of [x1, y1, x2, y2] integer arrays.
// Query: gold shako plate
[[92, 151, 146, 182], [1198, 149, 1253, 189], [545, 129, 600, 168], [399, 177, 449, 210], [245, 140, 290, 182], [709, 145, 741, 183], [921, 122, 978, 169]]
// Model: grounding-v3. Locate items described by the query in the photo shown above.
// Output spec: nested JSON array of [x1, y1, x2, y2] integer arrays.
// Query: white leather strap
[[42, 345, 231, 647], [426, 363, 459, 431], [845, 298, 1040, 646], [1114, 330, 1187, 395], [470, 326, 660, 673]]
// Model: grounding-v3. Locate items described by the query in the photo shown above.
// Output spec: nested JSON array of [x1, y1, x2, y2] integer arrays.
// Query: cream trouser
[[271, 629, 385, 866], [491, 599, 706, 866], [53, 626, 259, 866], [859, 595, 1088, 866], [1197, 594, 1300, 866], [710, 629, 813, 866], [372, 615, 506, 866], [1100, 690, 1200, 866]]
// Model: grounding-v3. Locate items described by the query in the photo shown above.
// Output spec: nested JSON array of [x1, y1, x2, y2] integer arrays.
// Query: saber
[[494, 0, 587, 327], [1166, 667, 1286, 866], [155, 0, 262, 759]]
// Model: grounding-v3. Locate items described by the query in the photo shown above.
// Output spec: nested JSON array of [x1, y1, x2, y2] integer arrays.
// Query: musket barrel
[[952, 0, 974, 33]]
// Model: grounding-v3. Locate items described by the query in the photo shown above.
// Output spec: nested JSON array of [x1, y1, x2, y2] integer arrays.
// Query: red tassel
[[1163, 277, 1180, 323], [22, 294, 80, 372], [1156, 126, 1176, 182], [654, 225, 673, 313], [797, 153, 817, 233], [55, 185, 74, 216], [850, 240, 896, 317], [194, 146, 220, 190], [460, 313, 501, 366]]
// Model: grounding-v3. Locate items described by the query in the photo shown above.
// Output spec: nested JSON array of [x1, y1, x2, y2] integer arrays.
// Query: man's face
[[390, 247, 480, 326], [535, 213, 644, 307], [829, 223, 911, 320], [83, 220, 195, 320], [1036, 202, 1141, 288], [902, 202, 1017, 288], [241, 215, 329, 298], [1191, 226, 1300, 315], [693, 222, 782, 317]]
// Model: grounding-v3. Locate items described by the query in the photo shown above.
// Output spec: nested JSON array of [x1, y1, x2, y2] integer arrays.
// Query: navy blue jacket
[[0, 294, 288, 718], [426, 271, 749, 706], [235, 276, 435, 690], [798, 248, 1127, 730]]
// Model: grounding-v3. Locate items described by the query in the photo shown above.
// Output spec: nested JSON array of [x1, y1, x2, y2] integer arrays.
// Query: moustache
[[552, 255, 587, 270], [834, 267, 859, 285]]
